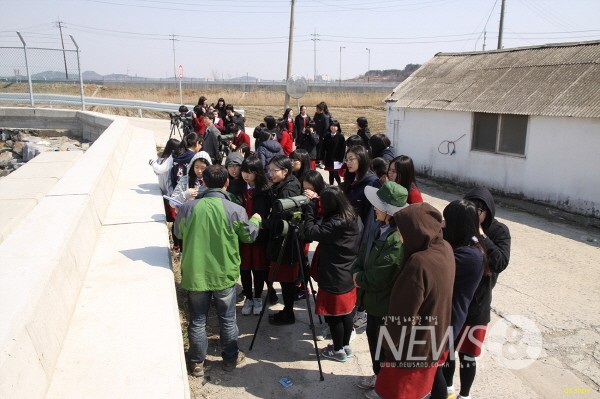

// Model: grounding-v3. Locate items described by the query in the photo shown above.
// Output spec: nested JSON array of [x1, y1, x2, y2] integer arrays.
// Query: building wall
[[386, 105, 600, 217]]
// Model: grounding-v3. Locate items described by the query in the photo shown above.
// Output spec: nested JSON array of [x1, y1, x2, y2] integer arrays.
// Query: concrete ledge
[[47, 127, 189, 398], [0, 109, 188, 398]]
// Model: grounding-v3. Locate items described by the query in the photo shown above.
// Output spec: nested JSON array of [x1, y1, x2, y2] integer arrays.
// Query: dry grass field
[[1, 83, 390, 133]]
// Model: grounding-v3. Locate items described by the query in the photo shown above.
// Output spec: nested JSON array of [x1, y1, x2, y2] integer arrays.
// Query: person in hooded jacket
[[351, 182, 408, 391], [255, 128, 284, 173], [225, 152, 245, 204], [443, 187, 511, 399], [302, 186, 363, 362], [371, 203, 455, 399], [169, 151, 212, 208], [263, 155, 303, 325]]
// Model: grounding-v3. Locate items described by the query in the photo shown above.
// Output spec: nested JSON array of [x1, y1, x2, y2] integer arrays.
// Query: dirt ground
[[134, 116, 600, 399]]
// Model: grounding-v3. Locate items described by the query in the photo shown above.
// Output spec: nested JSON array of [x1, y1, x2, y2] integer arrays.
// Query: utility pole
[[497, 0, 506, 49], [483, 30, 487, 51], [56, 20, 69, 80], [284, 0, 296, 109], [311, 29, 320, 81], [366, 48, 371, 83], [170, 34, 178, 79], [339, 46, 345, 86]]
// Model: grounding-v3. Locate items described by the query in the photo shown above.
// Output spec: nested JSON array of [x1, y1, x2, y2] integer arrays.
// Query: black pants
[[366, 313, 384, 375], [324, 313, 354, 351], [240, 269, 265, 299]]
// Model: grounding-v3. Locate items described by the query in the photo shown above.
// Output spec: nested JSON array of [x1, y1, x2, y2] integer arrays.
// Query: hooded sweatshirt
[[381, 203, 455, 367], [463, 187, 511, 325], [170, 151, 212, 207]]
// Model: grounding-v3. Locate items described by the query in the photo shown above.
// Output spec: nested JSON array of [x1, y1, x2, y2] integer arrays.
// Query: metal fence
[[0, 33, 84, 109]]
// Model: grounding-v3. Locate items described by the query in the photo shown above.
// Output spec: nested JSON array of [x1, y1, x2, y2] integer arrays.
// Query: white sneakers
[[241, 298, 253, 315], [253, 298, 263, 315], [242, 298, 263, 315]]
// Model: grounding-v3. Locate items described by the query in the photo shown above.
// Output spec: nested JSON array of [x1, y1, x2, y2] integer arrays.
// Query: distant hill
[[349, 64, 422, 83]]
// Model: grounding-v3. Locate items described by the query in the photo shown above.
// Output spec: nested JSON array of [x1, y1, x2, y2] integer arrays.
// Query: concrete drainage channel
[[0, 108, 190, 398], [0, 128, 91, 177]]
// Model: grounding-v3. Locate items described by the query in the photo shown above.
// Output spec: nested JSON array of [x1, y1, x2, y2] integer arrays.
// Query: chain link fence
[[0, 35, 84, 109]]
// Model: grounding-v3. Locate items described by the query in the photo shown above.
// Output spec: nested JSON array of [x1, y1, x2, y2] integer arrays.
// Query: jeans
[[187, 285, 239, 363]]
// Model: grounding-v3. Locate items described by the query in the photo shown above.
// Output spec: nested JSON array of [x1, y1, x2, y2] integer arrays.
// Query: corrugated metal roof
[[387, 40, 600, 118]]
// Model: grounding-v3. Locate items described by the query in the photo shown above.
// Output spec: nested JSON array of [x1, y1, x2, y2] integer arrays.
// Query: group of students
[[150, 102, 511, 399]]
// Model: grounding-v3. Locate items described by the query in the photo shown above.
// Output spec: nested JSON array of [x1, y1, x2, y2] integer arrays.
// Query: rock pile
[[0, 129, 90, 177]]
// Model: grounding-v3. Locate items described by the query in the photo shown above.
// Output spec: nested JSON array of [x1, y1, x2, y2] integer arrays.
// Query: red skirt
[[309, 160, 316, 170], [240, 243, 268, 271], [455, 324, 488, 357], [315, 288, 356, 316], [375, 351, 448, 399], [269, 261, 300, 282]]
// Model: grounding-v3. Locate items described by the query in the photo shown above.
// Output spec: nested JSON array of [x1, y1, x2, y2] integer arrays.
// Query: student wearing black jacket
[[444, 187, 511, 399], [296, 121, 319, 169], [264, 155, 303, 325], [302, 186, 363, 362]]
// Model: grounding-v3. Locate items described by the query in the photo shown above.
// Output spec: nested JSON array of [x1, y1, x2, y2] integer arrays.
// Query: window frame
[[471, 112, 528, 157]]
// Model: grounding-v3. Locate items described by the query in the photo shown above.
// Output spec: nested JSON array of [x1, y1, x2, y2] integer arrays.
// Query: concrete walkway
[[128, 116, 600, 398]]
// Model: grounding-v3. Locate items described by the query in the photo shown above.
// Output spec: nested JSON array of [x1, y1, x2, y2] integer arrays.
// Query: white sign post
[[178, 64, 183, 105]]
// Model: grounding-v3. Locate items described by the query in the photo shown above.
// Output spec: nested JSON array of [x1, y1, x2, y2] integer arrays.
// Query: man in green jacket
[[175, 164, 262, 377]]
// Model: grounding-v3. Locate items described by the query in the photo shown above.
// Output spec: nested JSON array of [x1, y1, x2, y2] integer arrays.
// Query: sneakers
[[253, 298, 263, 315], [241, 298, 253, 315], [447, 385, 455, 395], [321, 345, 347, 362], [222, 351, 245, 372], [364, 389, 383, 399], [353, 311, 368, 329], [343, 345, 353, 358], [190, 361, 204, 377], [356, 374, 377, 390], [236, 292, 246, 303], [268, 287, 278, 305], [268, 310, 295, 325]]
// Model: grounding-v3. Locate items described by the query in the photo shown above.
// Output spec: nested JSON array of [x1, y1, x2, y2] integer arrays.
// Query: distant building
[[386, 40, 600, 217]]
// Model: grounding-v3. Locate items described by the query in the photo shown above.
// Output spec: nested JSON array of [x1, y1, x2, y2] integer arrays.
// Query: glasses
[[268, 168, 283, 174]]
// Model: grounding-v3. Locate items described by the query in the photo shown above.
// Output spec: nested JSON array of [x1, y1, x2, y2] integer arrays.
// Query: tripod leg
[[249, 292, 267, 351], [299, 245, 323, 325], [293, 229, 325, 381]]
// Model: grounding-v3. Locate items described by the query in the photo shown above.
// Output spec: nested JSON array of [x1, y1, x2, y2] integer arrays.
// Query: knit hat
[[225, 152, 244, 166], [365, 181, 409, 216]]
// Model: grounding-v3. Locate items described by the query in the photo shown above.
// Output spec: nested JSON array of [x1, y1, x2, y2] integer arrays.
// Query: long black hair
[[320, 185, 357, 225], [188, 156, 210, 188], [443, 199, 490, 276], [369, 134, 391, 158], [346, 145, 371, 179], [177, 132, 201, 155], [161, 138, 180, 159], [389, 155, 418, 191], [241, 155, 270, 192], [289, 149, 311, 181], [302, 170, 326, 195]]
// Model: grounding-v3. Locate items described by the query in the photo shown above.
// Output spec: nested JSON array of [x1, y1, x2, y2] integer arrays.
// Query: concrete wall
[[0, 108, 188, 398], [386, 105, 600, 217]]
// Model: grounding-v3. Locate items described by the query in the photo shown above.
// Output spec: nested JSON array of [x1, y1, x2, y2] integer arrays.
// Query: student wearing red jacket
[[276, 119, 293, 156], [228, 122, 250, 152]]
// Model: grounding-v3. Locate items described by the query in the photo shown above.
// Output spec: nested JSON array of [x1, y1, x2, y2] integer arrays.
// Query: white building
[[385, 40, 600, 218]]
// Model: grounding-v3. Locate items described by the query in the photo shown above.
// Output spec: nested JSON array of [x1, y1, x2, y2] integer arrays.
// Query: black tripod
[[169, 116, 183, 140], [249, 215, 325, 381]]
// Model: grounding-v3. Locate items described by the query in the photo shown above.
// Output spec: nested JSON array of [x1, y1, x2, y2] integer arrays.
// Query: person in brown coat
[[368, 203, 455, 399]]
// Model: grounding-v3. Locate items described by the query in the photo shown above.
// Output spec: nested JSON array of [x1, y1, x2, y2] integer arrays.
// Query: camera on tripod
[[273, 195, 310, 236]]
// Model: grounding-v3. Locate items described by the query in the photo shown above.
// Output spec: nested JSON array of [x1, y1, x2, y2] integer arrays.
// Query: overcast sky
[[1, 0, 599, 81]]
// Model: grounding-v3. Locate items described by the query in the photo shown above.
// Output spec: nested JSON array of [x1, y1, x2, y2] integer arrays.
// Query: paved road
[[131, 116, 600, 398]]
